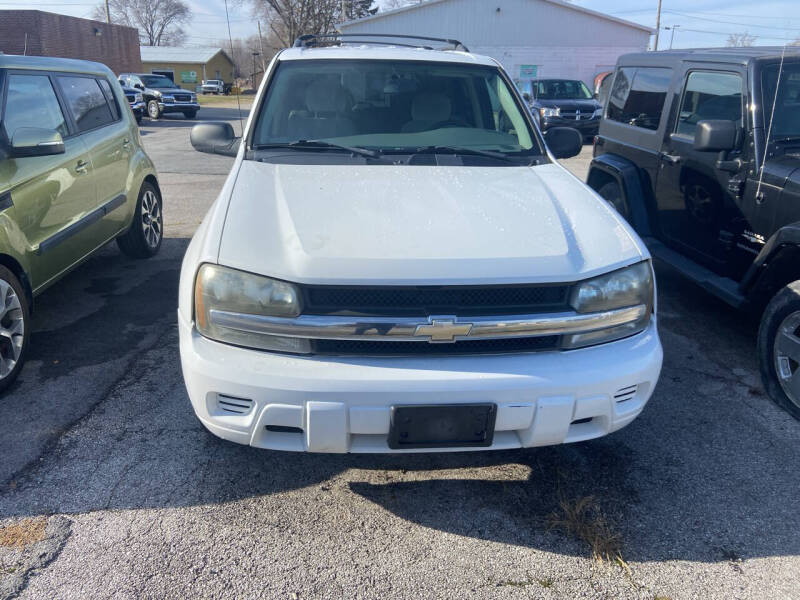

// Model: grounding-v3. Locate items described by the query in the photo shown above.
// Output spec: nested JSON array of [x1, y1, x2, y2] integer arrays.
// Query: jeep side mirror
[[693, 120, 736, 152], [544, 126, 582, 159], [10, 127, 65, 158], [190, 122, 241, 157]]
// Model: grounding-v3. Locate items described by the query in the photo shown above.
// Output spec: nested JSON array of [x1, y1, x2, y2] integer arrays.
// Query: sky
[[0, 0, 798, 50]]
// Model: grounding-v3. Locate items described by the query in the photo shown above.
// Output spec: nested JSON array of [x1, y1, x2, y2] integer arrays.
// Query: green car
[[0, 55, 163, 392]]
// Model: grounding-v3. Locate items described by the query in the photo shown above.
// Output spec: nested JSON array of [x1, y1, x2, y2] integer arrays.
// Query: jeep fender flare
[[587, 154, 652, 236], [741, 222, 800, 307]]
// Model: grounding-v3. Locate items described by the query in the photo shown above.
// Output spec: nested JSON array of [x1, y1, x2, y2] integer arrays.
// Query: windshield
[[251, 59, 542, 158], [140, 75, 175, 88], [534, 80, 592, 100], [762, 63, 800, 140]]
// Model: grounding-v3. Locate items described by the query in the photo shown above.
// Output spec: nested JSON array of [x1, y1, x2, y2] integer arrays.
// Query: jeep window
[[675, 71, 742, 138], [762, 63, 800, 141], [1, 74, 68, 140], [251, 59, 542, 162], [139, 75, 175, 88], [607, 67, 672, 131], [534, 79, 592, 100], [58, 76, 116, 132]]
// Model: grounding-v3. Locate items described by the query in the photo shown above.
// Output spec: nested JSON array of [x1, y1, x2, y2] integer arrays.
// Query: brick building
[[0, 10, 141, 74]]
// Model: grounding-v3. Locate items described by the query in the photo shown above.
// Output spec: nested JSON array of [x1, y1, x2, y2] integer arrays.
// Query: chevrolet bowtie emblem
[[414, 318, 472, 343]]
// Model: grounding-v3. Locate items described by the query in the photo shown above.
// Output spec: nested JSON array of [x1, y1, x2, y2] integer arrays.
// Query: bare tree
[[726, 32, 757, 47], [93, 0, 191, 46]]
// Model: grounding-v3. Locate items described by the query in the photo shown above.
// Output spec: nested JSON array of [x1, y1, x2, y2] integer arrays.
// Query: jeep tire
[[597, 181, 630, 222], [758, 281, 800, 419]]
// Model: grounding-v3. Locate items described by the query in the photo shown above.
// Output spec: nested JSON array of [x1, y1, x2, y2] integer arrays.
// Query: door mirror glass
[[544, 126, 582, 159], [693, 119, 736, 152], [10, 127, 65, 158], [190, 122, 241, 157]]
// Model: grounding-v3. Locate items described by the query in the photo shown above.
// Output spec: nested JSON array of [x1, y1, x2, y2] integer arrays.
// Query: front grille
[[312, 335, 559, 356], [301, 284, 570, 316], [560, 110, 594, 121], [174, 94, 192, 102]]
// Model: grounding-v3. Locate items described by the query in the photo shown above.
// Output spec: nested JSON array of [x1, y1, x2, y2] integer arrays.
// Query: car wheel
[[0, 266, 30, 394], [184, 110, 198, 119], [147, 100, 161, 119], [597, 181, 630, 222], [135, 113, 143, 125], [758, 281, 800, 419], [116, 181, 163, 259]]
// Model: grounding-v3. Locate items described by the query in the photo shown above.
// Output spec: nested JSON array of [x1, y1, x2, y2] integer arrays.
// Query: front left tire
[[117, 181, 163, 259], [758, 281, 800, 420], [147, 99, 161, 119], [0, 266, 30, 394]]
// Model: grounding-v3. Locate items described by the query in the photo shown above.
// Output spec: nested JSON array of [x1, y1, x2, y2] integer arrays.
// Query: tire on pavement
[[184, 110, 198, 119], [758, 280, 800, 420], [116, 181, 163, 259], [147, 99, 161, 119], [597, 181, 630, 222], [0, 266, 30, 395]]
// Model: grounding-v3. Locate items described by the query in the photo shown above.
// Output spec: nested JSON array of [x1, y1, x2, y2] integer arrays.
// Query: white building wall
[[340, 0, 651, 83]]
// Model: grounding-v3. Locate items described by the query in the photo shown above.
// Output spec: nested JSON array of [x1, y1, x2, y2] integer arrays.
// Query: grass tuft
[[547, 495, 624, 564], [0, 517, 47, 549]]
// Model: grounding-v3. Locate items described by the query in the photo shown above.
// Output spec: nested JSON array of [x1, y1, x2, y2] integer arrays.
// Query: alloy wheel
[[774, 310, 800, 408], [0, 279, 24, 379], [141, 190, 162, 249]]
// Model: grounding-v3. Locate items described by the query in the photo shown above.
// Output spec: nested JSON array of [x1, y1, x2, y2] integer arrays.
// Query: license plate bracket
[[388, 403, 497, 449]]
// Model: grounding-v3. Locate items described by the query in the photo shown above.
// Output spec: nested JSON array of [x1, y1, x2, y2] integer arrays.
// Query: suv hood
[[217, 161, 645, 285]]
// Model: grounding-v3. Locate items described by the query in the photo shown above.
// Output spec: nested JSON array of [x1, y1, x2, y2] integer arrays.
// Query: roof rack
[[293, 33, 469, 53]]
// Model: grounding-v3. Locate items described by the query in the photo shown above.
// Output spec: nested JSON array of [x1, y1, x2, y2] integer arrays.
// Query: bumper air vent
[[217, 394, 254, 414], [613, 385, 638, 404]]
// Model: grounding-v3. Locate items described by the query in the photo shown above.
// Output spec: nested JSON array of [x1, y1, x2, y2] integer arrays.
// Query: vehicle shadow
[[0, 252, 797, 565]]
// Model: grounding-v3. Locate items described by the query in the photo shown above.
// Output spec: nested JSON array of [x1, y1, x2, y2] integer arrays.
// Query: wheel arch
[[587, 154, 652, 236], [741, 222, 800, 311], [0, 253, 33, 311]]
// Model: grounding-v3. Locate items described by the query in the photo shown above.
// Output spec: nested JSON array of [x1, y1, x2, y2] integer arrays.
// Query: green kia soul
[[0, 55, 163, 392]]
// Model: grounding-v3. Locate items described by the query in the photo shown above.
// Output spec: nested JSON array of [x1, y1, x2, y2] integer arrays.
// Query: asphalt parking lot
[[1, 108, 799, 600]]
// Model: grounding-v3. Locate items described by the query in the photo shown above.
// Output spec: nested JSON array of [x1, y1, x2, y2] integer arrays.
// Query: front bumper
[[161, 102, 199, 113], [129, 101, 146, 116], [541, 116, 600, 136], [179, 311, 663, 453]]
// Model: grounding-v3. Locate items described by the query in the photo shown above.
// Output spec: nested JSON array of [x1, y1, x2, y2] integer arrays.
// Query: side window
[[607, 67, 672, 131], [676, 71, 742, 137], [1, 74, 68, 140], [58, 76, 115, 132], [97, 78, 121, 120]]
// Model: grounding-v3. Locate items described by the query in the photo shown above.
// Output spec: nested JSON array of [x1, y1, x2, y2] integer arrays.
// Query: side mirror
[[522, 92, 531, 102], [544, 126, 582, 159], [10, 128, 65, 158], [693, 120, 736, 152], [135, 83, 145, 90], [190, 122, 241, 157]]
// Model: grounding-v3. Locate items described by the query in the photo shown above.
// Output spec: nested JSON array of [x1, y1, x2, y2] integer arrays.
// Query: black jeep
[[588, 47, 800, 419]]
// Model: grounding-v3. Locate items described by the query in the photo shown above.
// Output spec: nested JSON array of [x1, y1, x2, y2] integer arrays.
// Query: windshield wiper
[[407, 145, 525, 163], [254, 140, 386, 161]]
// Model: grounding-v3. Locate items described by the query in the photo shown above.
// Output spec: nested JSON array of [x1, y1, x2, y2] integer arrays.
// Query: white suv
[[179, 36, 663, 453]]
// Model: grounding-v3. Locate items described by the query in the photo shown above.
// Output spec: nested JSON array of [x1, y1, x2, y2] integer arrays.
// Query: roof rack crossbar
[[293, 33, 469, 52]]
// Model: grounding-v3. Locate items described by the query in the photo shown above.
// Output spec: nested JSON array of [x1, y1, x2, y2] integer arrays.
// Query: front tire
[[758, 281, 800, 419], [147, 100, 161, 119], [597, 181, 630, 222], [116, 182, 163, 259], [0, 267, 30, 394], [184, 110, 197, 119]]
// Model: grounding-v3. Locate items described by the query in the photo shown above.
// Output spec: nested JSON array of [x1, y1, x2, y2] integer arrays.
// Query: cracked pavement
[[0, 111, 798, 599]]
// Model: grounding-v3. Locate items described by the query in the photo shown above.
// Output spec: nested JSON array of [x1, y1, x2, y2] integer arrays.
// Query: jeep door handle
[[75, 160, 89, 174], [660, 153, 681, 165]]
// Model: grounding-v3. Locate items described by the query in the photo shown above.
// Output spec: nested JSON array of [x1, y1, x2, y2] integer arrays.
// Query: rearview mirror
[[693, 120, 736, 152], [190, 122, 241, 157], [544, 127, 582, 159], [10, 128, 65, 158]]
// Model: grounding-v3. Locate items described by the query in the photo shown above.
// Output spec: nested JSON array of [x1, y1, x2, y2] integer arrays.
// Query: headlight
[[539, 107, 560, 118], [194, 264, 309, 353], [152, 90, 162, 98], [135, 93, 143, 102], [564, 261, 654, 349], [592, 107, 603, 118]]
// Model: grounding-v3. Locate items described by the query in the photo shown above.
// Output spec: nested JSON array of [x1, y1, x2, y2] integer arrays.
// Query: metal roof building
[[340, 0, 652, 86], [139, 46, 235, 90]]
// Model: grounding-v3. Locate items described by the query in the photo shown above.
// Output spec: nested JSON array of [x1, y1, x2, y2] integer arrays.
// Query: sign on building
[[181, 70, 197, 83], [519, 65, 538, 79]]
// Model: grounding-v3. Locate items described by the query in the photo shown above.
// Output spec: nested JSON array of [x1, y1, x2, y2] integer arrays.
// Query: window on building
[[58, 76, 116, 132], [675, 71, 742, 137], [607, 67, 672, 131], [2, 74, 68, 140]]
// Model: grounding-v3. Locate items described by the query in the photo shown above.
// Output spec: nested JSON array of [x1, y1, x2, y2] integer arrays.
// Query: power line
[[664, 9, 800, 33]]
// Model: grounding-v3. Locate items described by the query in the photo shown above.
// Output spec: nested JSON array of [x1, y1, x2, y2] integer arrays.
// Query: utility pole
[[105, 0, 110, 23], [252, 51, 260, 87], [257, 21, 266, 71], [668, 24, 680, 50], [654, 0, 662, 51]]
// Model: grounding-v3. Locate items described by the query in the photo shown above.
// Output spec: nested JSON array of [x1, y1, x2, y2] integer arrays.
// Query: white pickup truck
[[179, 35, 663, 453], [200, 79, 224, 94]]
